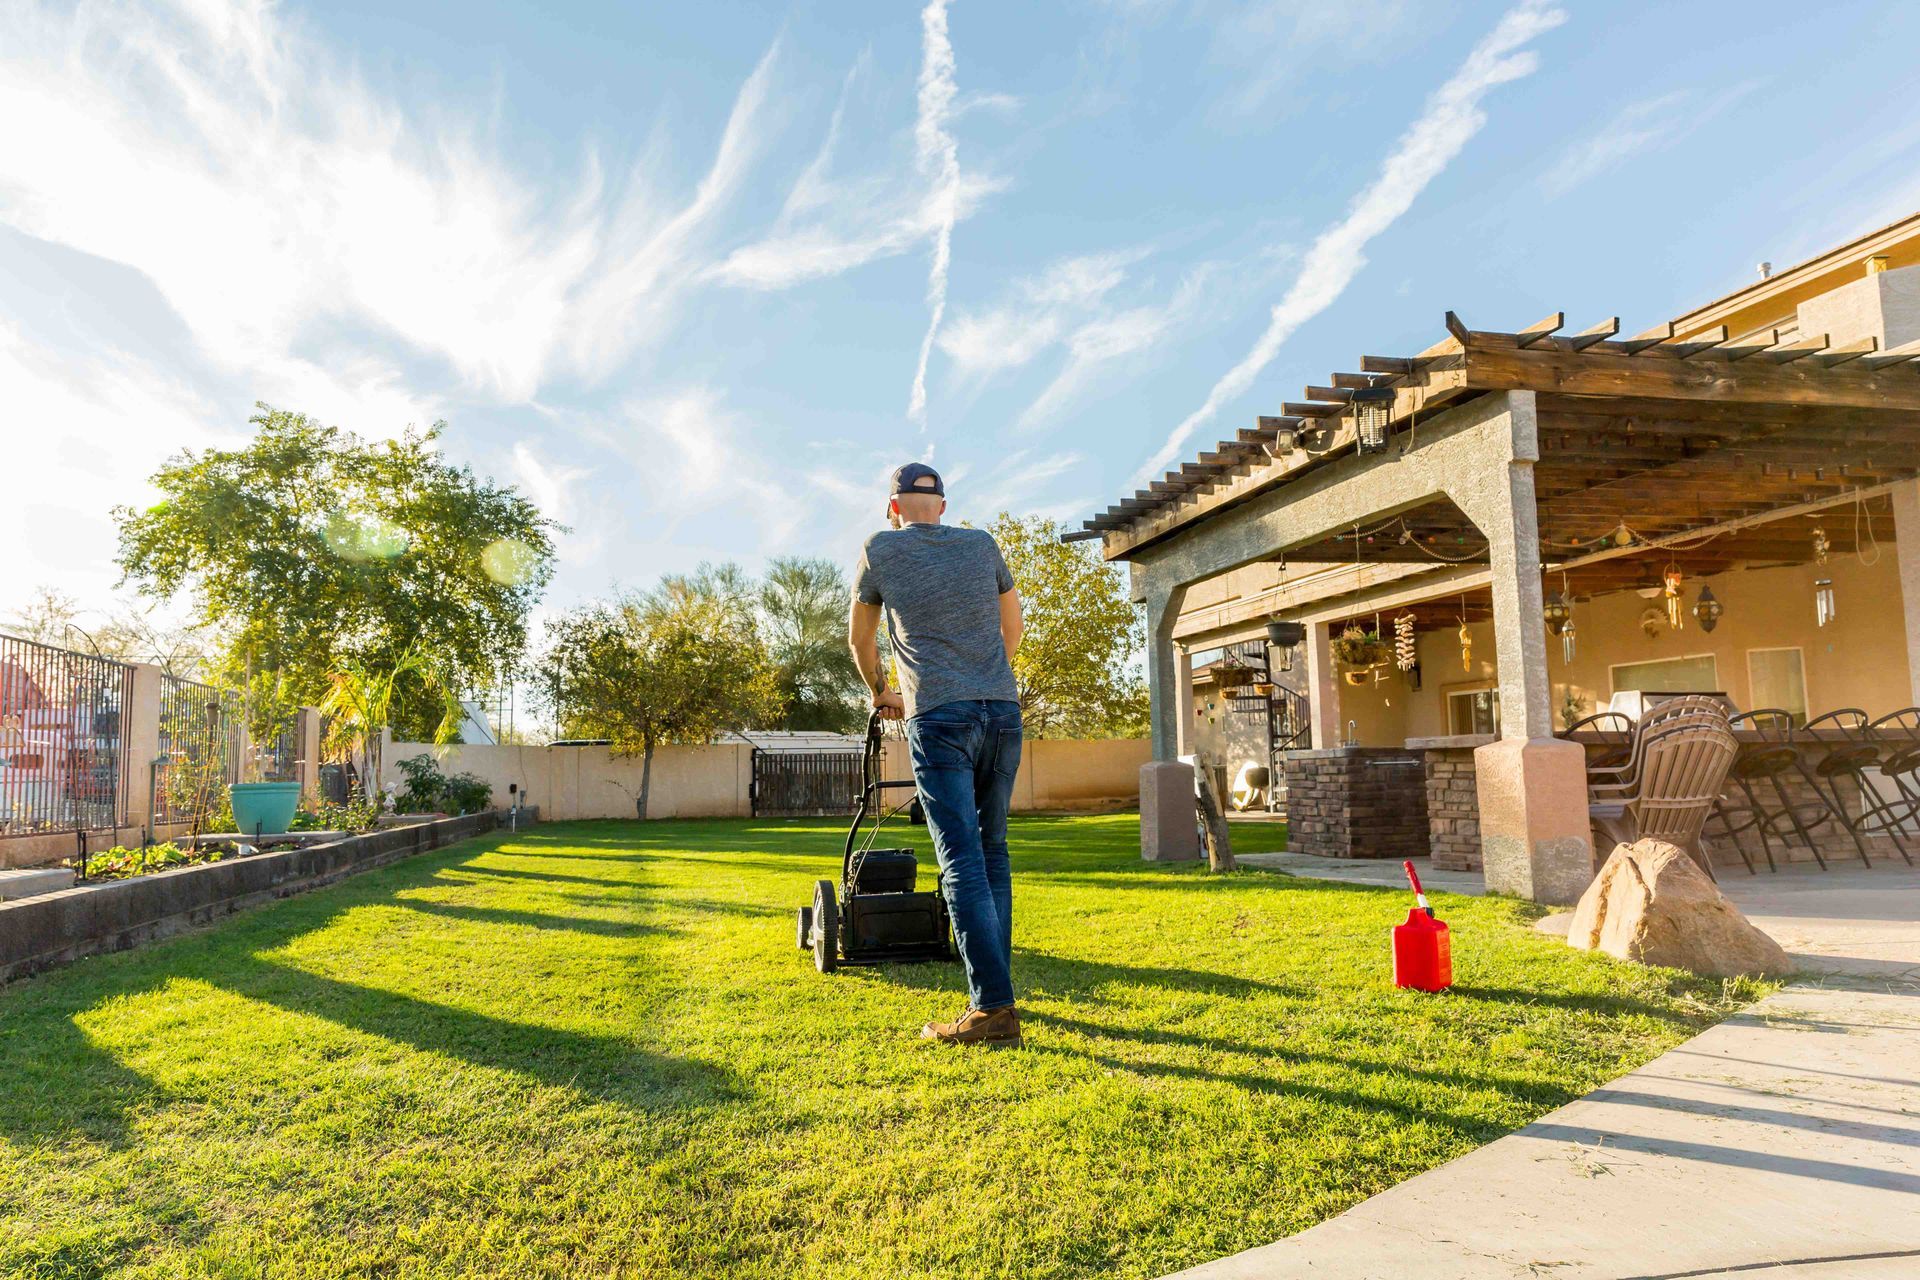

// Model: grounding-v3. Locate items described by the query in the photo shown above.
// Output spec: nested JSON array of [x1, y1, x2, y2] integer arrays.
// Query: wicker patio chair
[[1589, 715, 1738, 880]]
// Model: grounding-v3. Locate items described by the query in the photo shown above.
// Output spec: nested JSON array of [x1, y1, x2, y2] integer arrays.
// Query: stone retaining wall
[[1283, 747, 1430, 860], [0, 812, 513, 985]]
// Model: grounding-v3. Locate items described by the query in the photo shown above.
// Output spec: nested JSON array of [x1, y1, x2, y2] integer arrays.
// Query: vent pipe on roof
[[1756, 261, 1772, 279]]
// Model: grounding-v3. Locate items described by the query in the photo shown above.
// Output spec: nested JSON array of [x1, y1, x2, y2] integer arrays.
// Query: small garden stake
[[1392, 860, 1452, 992]]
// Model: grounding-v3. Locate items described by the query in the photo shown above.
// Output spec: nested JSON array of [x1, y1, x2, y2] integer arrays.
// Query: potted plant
[[229, 666, 300, 836], [1332, 625, 1388, 686]]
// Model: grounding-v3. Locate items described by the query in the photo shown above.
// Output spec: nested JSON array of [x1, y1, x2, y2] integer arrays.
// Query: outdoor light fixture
[[1266, 424, 1300, 459], [1543, 590, 1572, 637], [1815, 578, 1836, 627], [1351, 385, 1394, 454], [1693, 584, 1723, 633]]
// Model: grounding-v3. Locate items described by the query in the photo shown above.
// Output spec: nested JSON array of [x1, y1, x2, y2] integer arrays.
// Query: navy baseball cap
[[889, 462, 945, 498]]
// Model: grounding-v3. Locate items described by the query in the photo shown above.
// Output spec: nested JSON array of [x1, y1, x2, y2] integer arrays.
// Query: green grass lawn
[[0, 815, 1765, 1279]]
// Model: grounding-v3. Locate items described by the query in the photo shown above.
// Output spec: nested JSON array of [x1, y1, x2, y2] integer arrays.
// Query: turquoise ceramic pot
[[229, 781, 301, 835]]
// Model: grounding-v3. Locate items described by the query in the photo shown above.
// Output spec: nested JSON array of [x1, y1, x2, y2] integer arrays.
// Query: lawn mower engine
[[794, 713, 955, 973]]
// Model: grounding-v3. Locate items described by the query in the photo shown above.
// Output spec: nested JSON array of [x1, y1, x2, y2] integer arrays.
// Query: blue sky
[[6, 0, 1920, 628]]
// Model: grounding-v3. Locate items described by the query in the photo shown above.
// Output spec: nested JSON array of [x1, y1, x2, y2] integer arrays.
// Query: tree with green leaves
[[759, 556, 864, 732], [539, 587, 783, 818], [114, 405, 558, 739], [987, 512, 1148, 739]]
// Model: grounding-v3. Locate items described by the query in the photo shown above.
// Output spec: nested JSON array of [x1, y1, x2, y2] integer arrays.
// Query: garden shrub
[[393, 755, 495, 814]]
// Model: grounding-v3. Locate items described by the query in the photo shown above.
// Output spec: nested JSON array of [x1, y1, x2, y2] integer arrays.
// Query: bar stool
[[1796, 710, 1903, 868], [1562, 710, 1633, 781], [1869, 708, 1920, 817], [1712, 710, 1836, 873]]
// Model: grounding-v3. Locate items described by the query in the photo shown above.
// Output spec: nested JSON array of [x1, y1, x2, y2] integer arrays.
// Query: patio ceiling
[[1078, 312, 1920, 568]]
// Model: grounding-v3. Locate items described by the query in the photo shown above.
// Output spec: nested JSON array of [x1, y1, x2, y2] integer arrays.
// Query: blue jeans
[[905, 699, 1021, 1010]]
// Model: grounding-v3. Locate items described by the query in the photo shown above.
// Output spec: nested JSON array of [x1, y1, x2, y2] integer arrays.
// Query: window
[[1610, 654, 1720, 698], [1446, 687, 1500, 736], [1747, 647, 1808, 724]]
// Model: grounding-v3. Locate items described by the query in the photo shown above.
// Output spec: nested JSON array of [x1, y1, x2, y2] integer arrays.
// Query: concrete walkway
[[1181, 857, 1920, 1278]]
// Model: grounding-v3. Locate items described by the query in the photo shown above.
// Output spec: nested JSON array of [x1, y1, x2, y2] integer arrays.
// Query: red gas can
[[1392, 860, 1452, 992]]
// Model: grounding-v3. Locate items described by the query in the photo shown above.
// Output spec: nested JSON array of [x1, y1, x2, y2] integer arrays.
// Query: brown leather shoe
[[921, 1004, 1022, 1047]]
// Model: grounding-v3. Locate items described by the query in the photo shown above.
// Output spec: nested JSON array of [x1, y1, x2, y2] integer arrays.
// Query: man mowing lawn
[[849, 462, 1027, 1047]]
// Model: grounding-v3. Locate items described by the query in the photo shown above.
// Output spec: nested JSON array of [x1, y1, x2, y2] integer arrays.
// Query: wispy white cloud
[[1136, 0, 1567, 483], [0, 0, 781, 407], [938, 249, 1144, 378], [908, 0, 963, 424], [1020, 267, 1211, 426], [1541, 80, 1762, 198]]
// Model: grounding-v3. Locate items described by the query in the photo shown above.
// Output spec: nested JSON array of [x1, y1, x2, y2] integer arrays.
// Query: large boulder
[[1568, 839, 1792, 978]]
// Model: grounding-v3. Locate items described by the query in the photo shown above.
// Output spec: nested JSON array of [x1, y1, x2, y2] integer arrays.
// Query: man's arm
[[848, 600, 904, 718], [999, 587, 1024, 662]]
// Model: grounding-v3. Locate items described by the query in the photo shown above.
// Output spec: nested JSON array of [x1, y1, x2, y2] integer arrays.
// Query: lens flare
[[481, 538, 537, 585]]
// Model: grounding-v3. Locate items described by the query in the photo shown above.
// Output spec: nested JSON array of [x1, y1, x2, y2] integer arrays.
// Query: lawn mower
[[794, 711, 955, 973]]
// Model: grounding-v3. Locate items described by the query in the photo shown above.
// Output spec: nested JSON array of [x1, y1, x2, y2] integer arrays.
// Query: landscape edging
[[0, 811, 528, 985]]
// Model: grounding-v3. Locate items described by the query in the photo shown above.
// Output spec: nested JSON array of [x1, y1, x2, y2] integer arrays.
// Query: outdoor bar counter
[[1281, 746, 1430, 860]]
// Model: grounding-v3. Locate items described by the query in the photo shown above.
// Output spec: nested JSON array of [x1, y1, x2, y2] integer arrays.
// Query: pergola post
[[1455, 391, 1595, 905], [1895, 478, 1920, 704], [1144, 577, 1190, 761], [1303, 620, 1339, 747]]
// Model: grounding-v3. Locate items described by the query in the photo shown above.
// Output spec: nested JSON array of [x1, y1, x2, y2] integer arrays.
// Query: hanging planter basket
[[1331, 626, 1388, 684], [1212, 659, 1256, 691]]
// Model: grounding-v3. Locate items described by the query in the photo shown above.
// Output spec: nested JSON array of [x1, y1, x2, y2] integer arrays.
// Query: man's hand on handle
[[872, 688, 905, 720]]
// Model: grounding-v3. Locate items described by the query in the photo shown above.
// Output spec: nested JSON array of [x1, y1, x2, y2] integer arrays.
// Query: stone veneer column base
[[1474, 736, 1593, 905]]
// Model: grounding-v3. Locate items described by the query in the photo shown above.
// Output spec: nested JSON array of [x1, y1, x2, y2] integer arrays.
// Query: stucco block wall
[[387, 736, 1150, 819]]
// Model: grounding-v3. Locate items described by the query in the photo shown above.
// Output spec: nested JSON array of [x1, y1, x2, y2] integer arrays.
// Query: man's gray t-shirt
[[854, 524, 1018, 719]]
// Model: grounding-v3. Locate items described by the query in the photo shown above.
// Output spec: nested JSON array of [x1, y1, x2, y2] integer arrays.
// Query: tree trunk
[[637, 739, 654, 821], [1195, 768, 1235, 873]]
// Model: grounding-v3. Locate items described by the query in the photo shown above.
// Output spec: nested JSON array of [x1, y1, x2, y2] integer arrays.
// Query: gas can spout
[[1403, 859, 1434, 918]]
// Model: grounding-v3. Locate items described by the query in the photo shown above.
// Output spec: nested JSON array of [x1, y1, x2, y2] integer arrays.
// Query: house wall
[[1324, 552, 1907, 744]]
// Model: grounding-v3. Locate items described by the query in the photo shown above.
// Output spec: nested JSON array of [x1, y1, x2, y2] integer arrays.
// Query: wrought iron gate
[[750, 749, 865, 817]]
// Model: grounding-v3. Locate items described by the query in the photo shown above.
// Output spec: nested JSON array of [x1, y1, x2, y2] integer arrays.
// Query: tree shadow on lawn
[[0, 843, 742, 1149]]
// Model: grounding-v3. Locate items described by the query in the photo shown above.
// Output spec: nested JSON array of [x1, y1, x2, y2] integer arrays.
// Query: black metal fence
[[153, 675, 238, 827], [258, 716, 301, 782], [751, 750, 864, 817], [0, 633, 135, 838]]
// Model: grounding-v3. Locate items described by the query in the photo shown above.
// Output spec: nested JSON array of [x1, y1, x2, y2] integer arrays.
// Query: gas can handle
[[1403, 860, 1434, 917]]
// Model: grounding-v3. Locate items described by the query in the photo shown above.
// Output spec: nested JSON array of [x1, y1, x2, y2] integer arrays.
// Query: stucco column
[[1172, 643, 1195, 757], [1303, 619, 1339, 748], [124, 662, 164, 838], [296, 708, 323, 799], [1144, 576, 1190, 761], [1455, 391, 1594, 905], [1894, 478, 1920, 704]]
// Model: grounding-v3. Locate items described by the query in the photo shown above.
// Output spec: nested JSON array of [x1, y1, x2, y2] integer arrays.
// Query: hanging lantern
[[1612, 523, 1635, 549], [1693, 584, 1723, 633], [1811, 524, 1830, 564], [1352, 386, 1394, 454], [1394, 612, 1417, 671], [1543, 590, 1572, 637], [1663, 564, 1685, 629], [1561, 615, 1577, 665], [1815, 577, 1836, 627]]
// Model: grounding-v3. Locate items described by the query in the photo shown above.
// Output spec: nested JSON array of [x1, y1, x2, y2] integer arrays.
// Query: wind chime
[[1811, 523, 1835, 626], [1394, 612, 1417, 671], [1543, 573, 1576, 665], [1457, 596, 1472, 672], [1662, 562, 1685, 630]]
